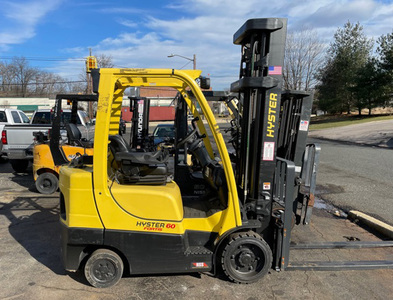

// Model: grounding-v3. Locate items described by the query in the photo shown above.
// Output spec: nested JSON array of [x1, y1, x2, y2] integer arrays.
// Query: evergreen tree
[[377, 32, 393, 105], [317, 21, 373, 114], [354, 58, 386, 115]]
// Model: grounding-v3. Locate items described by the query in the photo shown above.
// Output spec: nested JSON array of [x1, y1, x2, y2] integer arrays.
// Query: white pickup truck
[[0, 108, 31, 157], [1, 109, 94, 172]]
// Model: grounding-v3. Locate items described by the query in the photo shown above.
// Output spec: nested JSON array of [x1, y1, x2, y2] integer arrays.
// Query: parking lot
[[1, 152, 393, 299]]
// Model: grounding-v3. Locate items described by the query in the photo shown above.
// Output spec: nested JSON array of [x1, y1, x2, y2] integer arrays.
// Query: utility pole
[[86, 48, 96, 119], [87, 48, 92, 94]]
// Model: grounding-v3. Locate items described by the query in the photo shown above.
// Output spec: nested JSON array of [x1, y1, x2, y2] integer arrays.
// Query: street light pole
[[168, 54, 196, 70]]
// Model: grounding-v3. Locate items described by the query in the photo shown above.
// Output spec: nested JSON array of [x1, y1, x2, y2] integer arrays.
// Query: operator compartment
[[107, 134, 183, 221], [104, 92, 230, 221]]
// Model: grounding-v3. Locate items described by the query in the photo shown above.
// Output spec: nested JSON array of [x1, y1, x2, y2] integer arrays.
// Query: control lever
[[191, 116, 206, 139]]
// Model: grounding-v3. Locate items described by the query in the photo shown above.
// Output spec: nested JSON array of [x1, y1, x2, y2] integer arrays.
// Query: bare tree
[[0, 61, 15, 95], [283, 28, 325, 91], [9, 57, 40, 97], [34, 72, 70, 97], [0, 54, 114, 98], [97, 54, 115, 68], [65, 81, 86, 94]]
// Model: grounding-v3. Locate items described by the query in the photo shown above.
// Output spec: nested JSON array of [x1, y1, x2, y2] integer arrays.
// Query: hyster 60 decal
[[136, 221, 176, 231]]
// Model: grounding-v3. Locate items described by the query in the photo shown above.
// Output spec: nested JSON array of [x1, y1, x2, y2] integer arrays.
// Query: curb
[[348, 210, 393, 239]]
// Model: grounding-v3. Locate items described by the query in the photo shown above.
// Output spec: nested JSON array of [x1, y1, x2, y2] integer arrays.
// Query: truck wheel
[[84, 249, 124, 288], [36, 173, 58, 194], [221, 231, 272, 284], [10, 159, 29, 173]]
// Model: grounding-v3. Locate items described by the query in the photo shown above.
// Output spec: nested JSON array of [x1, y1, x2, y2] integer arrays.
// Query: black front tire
[[35, 172, 58, 194], [221, 231, 272, 284], [84, 249, 124, 288], [10, 159, 29, 173]]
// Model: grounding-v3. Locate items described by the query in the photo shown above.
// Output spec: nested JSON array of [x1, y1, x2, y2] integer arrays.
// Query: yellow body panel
[[61, 68, 241, 239], [59, 166, 103, 229], [110, 181, 183, 221], [33, 143, 93, 180], [65, 172, 226, 234]]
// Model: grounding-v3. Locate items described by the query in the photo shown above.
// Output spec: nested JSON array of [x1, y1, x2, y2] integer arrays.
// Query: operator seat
[[65, 123, 93, 148], [188, 138, 228, 206], [108, 135, 169, 185]]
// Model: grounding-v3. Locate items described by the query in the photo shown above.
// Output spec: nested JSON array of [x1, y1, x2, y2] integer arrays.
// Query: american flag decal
[[268, 66, 282, 75]]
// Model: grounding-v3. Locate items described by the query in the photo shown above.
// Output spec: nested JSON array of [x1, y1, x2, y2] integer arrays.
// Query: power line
[[209, 75, 238, 78], [179, 61, 192, 70], [1, 80, 86, 86], [0, 56, 85, 62]]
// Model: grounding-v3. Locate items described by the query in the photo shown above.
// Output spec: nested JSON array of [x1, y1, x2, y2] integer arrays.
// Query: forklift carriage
[[59, 18, 393, 288]]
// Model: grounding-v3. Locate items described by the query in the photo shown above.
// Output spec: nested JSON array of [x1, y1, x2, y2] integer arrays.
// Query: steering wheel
[[176, 128, 197, 148]]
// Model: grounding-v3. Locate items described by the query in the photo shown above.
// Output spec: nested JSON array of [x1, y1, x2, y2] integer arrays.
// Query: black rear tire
[[10, 159, 29, 173], [35, 172, 58, 194], [84, 249, 124, 288], [221, 231, 272, 283]]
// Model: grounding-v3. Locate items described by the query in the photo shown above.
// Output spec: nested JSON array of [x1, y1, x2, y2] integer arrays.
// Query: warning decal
[[299, 120, 309, 131], [191, 262, 209, 269], [262, 142, 275, 161]]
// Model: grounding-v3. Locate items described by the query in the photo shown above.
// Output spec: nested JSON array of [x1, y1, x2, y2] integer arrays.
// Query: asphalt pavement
[[308, 119, 393, 148], [308, 119, 393, 226]]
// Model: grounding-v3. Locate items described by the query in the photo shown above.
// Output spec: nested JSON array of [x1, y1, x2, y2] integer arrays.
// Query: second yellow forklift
[[33, 95, 95, 194]]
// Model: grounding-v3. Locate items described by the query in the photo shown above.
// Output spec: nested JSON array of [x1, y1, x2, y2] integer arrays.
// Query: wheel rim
[[40, 178, 53, 190], [36, 173, 58, 194], [91, 259, 117, 283], [228, 243, 265, 278]]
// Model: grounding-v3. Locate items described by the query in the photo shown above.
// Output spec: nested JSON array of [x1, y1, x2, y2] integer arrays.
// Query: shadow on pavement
[[10, 172, 37, 191], [387, 138, 393, 148], [0, 196, 65, 275], [0, 160, 38, 192], [309, 136, 393, 149]]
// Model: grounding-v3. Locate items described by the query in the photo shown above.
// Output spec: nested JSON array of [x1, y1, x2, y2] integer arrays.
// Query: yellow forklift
[[33, 95, 95, 194], [59, 18, 393, 288]]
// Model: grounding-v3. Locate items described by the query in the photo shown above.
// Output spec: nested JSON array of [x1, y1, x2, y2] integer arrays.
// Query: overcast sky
[[0, 0, 392, 89]]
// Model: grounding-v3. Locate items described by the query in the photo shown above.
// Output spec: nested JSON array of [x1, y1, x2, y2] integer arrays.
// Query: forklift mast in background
[[129, 97, 150, 149]]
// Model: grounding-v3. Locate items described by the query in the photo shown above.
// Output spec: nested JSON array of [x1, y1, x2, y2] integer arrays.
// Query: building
[[0, 97, 55, 116], [121, 87, 178, 122]]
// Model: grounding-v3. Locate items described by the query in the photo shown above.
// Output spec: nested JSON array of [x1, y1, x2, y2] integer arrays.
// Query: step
[[184, 246, 213, 256]]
